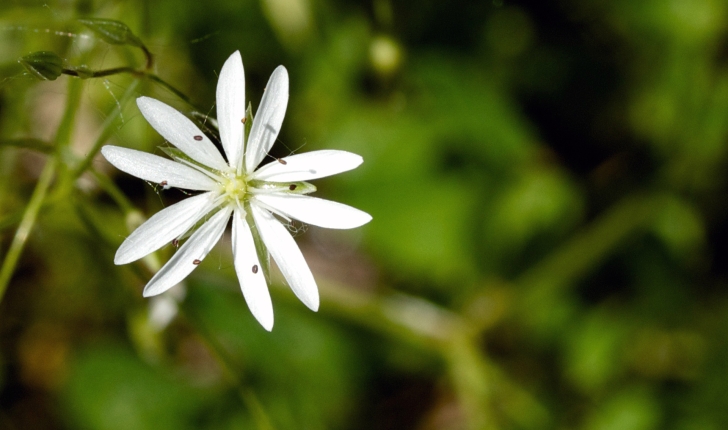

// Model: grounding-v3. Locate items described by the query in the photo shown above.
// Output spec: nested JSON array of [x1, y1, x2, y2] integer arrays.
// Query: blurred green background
[[2, 0, 728, 429]]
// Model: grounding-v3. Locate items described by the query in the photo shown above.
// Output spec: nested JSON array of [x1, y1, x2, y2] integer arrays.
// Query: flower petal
[[143, 207, 232, 297], [115, 192, 217, 265], [245, 66, 289, 172], [251, 203, 319, 311], [137, 97, 228, 171], [102, 145, 218, 191], [254, 194, 371, 229], [251, 150, 363, 182], [232, 209, 274, 331], [216, 51, 246, 171]]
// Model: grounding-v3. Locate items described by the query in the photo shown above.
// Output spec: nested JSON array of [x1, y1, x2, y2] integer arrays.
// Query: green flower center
[[220, 171, 248, 205]]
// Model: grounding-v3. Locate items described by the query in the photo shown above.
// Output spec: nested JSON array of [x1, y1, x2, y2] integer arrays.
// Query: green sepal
[[19, 51, 63, 81], [248, 180, 317, 195], [244, 102, 254, 139], [158, 146, 218, 173], [245, 200, 271, 284], [190, 111, 219, 135], [78, 18, 143, 47]]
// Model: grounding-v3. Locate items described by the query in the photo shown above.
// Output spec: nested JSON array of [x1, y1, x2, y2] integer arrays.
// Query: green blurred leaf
[[185, 284, 360, 429], [564, 310, 628, 393], [584, 387, 661, 430], [62, 344, 206, 430]]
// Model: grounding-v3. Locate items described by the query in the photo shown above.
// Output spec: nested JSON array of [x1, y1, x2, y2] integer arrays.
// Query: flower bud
[[78, 18, 143, 47], [19, 51, 63, 81]]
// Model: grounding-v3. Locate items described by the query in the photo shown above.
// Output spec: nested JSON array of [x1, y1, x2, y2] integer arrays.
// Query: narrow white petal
[[137, 97, 228, 171], [251, 150, 363, 182], [143, 207, 232, 297], [102, 146, 218, 191], [245, 66, 289, 172], [232, 209, 274, 331], [254, 194, 371, 229], [251, 203, 319, 311], [115, 192, 217, 265], [216, 51, 246, 171]]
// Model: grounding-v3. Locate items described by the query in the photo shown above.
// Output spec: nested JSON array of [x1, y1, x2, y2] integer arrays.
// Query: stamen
[[277, 158, 287, 165], [193, 259, 201, 265], [289, 184, 297, 191], [252, 264, 258, 274], [194, 135, 203, 141]]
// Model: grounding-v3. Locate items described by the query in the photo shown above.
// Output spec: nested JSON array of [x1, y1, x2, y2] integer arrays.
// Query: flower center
[[219, 171, 248, 207]]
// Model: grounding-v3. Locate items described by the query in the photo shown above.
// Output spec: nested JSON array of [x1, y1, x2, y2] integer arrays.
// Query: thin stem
[[90, 168, 135, 215], [62, 66, 138, 78], [60, 67, 200, 110], [0, 138, 53, 153], [140, 44, 154, 70], [0, 77, 83, 304], [0, 158, 57, 302]]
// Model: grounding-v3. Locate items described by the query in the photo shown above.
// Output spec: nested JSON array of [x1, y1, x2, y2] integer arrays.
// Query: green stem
[[62, 66, 138, 78], [0, 158, 57, 302], [60, 67, 199, 110], [90, 168, 135, 215], [0, 138, 53, 153], [516, 192, 665, 305], [0, 77, 83, 304], [140, 44, 154, 70]]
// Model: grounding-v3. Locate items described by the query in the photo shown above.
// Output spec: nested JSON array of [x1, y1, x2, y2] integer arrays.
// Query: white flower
[[102, 51, 371, 331]]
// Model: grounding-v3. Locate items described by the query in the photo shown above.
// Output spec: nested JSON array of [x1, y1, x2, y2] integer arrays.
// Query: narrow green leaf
[[248, 180, 317, 195]]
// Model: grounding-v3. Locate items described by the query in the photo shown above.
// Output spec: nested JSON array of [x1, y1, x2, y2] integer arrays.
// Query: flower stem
[[0, 158, 57, 302], [90, 168, 135, 215], [60, 66, 199, 110], [0, 77, 83, 304]]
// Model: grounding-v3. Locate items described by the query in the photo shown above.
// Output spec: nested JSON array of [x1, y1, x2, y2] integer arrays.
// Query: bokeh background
[[2, 0, 728, 429]]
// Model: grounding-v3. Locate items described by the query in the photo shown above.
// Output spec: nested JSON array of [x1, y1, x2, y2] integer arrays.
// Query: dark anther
[[252, 264, 259, 274], [241, 117, 246, 124], [193, 135, 203, 141], [193, 259, 201, 265], [289, 184, 297, 191], [172, 238, 179, 247], [160, 180, 168, 187], [277, 158, 288, 165]]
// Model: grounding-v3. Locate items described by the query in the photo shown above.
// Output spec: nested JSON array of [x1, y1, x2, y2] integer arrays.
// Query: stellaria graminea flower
[[101, 51, 371, 331]]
